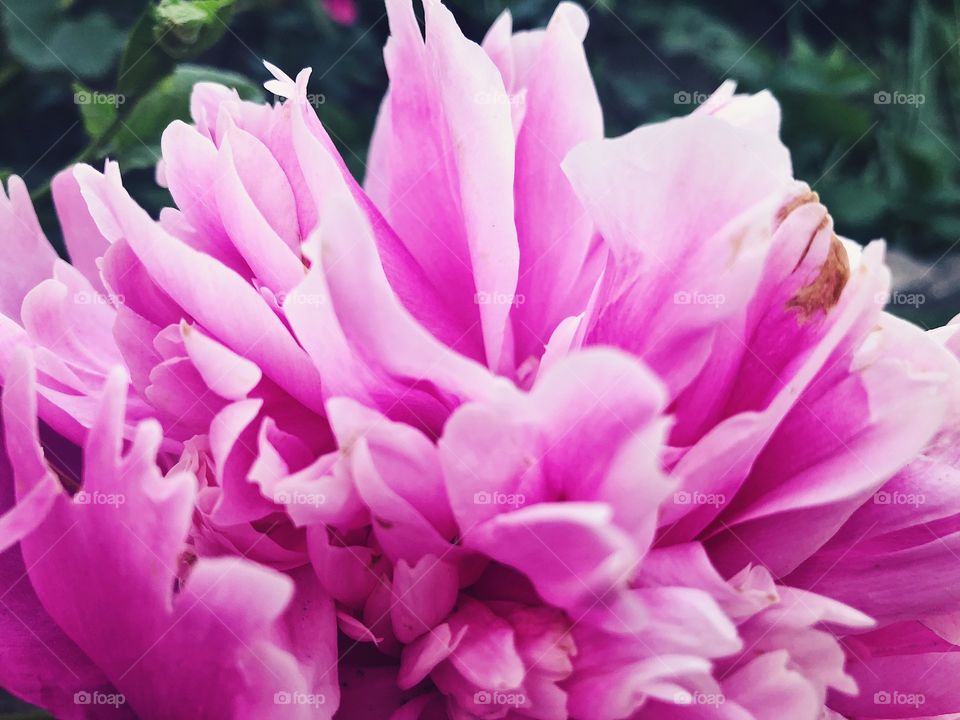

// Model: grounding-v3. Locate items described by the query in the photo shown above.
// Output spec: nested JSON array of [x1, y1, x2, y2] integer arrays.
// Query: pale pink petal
[[214, 126, 305, 291], [563, 113, 792, 398], [509, 3, 604, 364], [695, 79, 783, 139], [296, 193, 500, 430], [0, 176, 57, 322], [390, 555, 460, 642], [74, 163, 325, 415], [369, 0, 520, 370], [52, 167, 110, 293]]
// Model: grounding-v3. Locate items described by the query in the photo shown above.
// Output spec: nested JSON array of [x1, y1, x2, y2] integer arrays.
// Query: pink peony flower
[[322, 0, 358, 25], [0, 1, 959, 718]]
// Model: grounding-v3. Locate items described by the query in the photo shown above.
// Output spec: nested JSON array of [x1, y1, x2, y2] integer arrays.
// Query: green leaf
[[116, 8, 175, 101], [2, 0, 63, 72], [108, 64, 262, 170], [1, 1, 123, 79], [153, 0, 236, 60], [72, 82, 119, 139], [47, 12, 124, 79], [117, 1, 239, 101]]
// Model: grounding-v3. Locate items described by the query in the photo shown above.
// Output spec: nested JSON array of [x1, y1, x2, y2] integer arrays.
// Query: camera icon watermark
[[674, 290, 725, 308], [673, 490, 726, 508], [75, 490, 126, 507], [275, 290, 323, 307], [273, 93, 326, 108], [475, 291, 525, 306], [674, 691, 726, 706], [74, 691, 125, 708], [875, 290, 926, 308], [874, 90, 925, 107], [73, 290, 125, 306], [874, 490, 925, 508], [473, 490, 526, 508], [74, 91, 125, 108], [474, 90, 526, 109], [874, 690, 925, 708], [473, 690, 526, 707], [673, 90, 709, 106], [274, 691, 326, 706], [274, 491, 326, 507]]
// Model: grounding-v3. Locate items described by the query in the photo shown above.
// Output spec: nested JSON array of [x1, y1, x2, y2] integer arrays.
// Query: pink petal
[[295, 193, 500, 430], [466, 502, 638, 611], [7, 360, 316, 718], [509, 3, 605, 364], [214, 126, 304, 291], [390, 554, 459, 643], [563, 113, 793, 398], [0, 176, 57, 322], [52, 167, 110, 293], [708, 312, 953, 576], [74, 163, 326, 415], [370, 0, 520, 370]]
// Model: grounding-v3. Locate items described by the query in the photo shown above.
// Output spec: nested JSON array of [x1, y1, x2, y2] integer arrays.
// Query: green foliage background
[[0, 0, 959, 715]]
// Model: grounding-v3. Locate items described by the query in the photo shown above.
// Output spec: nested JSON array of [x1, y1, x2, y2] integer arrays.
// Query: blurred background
[[0, 0, 959, 715]]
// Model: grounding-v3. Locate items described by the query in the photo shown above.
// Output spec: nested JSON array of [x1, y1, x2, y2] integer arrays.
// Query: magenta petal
[[398, 624, 464, 689], [832, 623, 960, 718], [181, 322, 262, 400], [440, 348, 669, 536], [74, 164, 325, 414], [0, 177, 57, 323], [159, 121, 250, 273], [0, 360, 116, 717], [0, 473, 59, 555], [208, 398, 274, 524], [214, 126, 304, 291], [439, 598, 526, 691], [509, 3, 604, 363], [709, 312, 954, 576], [662, 240, 891, 541], [467, 502, 638, 611], [280, 568, 341, 716], [371, 0, 520, 370], [722, 651, 820, 720], [8, 363, 320, 718], [0, 545, 121, 719], [297, 193, 500, 429], [390, 555, 459, 643], [306, 526, 378, 606]]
